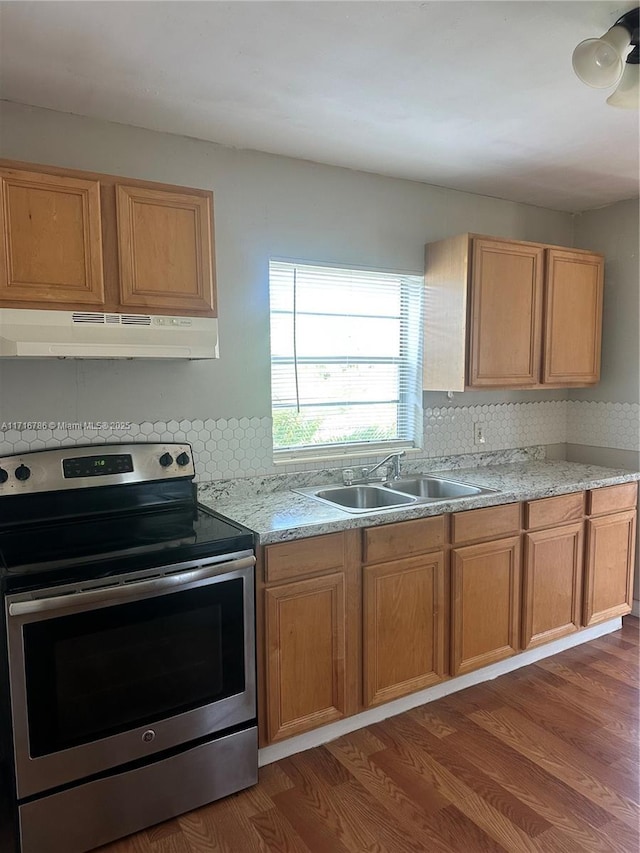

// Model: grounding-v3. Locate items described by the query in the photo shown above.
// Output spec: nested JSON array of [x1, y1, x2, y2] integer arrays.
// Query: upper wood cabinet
[[0, 168, 104, 306], [543, 249, 603, 385], [0, 160, 216, 317], [424, 233, 603, 390], [116, 184, 215, 315], [469, 238, 544, 387]]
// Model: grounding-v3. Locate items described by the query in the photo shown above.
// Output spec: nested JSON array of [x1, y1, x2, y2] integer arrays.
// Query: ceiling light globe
[[606, 60, 640, 109], [572, 24, 631, 88]]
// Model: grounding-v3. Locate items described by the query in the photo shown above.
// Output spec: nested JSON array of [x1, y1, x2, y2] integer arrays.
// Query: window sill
[[273, 444, 424, 467]]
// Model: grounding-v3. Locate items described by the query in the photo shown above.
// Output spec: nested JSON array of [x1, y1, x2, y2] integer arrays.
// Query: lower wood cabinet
[[265, 572, 348, 742], [584, 509, 636, 626], [363, 551, 445, 707], [259, 484, 637, 746], [522, 521, 584, 649], [261, 531, 359, 744], [451, 535, 521, 675]]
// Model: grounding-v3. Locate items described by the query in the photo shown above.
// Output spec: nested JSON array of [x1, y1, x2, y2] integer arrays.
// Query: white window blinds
[[269, 260, 424, 454]]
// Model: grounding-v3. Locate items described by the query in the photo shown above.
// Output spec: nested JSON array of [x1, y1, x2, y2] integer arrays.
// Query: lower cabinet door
[[264, 572, 349, 742], [522, 522, 584, 649], [451, 536, 521, 675], [363, 552, 445, 707], [584, 510, 636, 626]]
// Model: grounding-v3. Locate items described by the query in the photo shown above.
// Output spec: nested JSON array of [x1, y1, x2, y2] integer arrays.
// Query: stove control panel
[[0, 444, 195, 495]]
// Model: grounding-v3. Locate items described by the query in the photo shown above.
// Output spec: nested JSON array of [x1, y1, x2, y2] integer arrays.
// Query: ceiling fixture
[[572, 6, 639, 108]]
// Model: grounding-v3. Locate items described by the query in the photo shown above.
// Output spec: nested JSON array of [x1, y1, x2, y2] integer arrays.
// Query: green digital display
[[63, 454, 134, 478]]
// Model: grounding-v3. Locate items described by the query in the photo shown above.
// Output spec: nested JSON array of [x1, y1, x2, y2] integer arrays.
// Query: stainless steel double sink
[[294, 475, 499, 513]]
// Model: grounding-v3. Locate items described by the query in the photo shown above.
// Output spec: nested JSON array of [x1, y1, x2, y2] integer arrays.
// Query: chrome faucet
[[361, 450, 405, 482]]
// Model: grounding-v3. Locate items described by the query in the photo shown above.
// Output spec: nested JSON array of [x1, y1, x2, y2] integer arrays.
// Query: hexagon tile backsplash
[[0, 401, 637, 481], [567, 401, 639, 452]]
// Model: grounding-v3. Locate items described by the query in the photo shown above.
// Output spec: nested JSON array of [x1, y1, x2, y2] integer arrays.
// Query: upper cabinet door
[[116, 185, 216, 316], [469, 238, 544, 387], [0, 169, 104, 306], [543, 249, 603, 385]]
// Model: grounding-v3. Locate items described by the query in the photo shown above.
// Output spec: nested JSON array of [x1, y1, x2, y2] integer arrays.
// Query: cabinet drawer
[[452, 503, 521, 545], [525, 492, 584, 530], [363, 516, 445, 564], [588, 483, 638, 516], [264, 532, 346, 583]]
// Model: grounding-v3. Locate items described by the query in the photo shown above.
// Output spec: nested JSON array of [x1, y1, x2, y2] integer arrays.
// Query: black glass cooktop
[[0, 503, 254, 581]]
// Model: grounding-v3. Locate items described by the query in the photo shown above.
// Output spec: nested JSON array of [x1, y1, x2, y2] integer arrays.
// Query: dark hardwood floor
[[100, 617, 639, 853]]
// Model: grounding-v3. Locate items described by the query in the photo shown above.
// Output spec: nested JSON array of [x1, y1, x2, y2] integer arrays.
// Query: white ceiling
[[1, 1, 638, 212]]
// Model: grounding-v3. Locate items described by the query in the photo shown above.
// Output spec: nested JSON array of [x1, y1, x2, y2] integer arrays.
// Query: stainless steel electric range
[[0, 443, 258, 853]]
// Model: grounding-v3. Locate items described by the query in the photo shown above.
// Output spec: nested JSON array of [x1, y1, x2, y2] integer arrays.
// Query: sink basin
[[295, 475, 498, 514], [384, 476, 492, 499], [313, 485, 416, 511]]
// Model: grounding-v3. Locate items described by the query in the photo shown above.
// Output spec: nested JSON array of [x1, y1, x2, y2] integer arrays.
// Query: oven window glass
[[23, 578, 247, 756]]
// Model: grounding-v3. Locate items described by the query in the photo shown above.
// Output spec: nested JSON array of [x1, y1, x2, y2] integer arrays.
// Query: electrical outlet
[[474, 422, 486, 445]]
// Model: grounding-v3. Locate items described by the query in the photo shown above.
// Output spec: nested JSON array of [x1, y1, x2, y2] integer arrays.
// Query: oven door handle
[[8, 555, 256, 617]]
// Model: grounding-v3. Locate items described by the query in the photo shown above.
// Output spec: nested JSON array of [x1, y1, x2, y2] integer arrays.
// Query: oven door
[[5, 551, 256, 799]]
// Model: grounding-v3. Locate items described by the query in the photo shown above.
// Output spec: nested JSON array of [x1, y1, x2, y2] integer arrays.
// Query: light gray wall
[[571, 198, 640, 405], [566, 446, 639, 471], [0, 101, 574, 423]]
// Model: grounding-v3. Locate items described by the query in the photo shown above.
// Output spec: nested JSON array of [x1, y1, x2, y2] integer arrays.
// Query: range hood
[[0, 309, 219, 359]]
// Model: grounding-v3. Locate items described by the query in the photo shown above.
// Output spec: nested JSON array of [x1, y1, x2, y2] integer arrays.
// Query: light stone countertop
[[197, 459, 640, 545]]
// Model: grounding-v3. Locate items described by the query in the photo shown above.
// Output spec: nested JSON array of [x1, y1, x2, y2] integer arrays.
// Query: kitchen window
[[269, 260, 424, 458]]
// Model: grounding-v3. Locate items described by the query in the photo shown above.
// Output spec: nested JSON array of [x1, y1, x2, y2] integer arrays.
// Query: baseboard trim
[[632, 599, 639, 618], [258, 617, 622, 767]]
